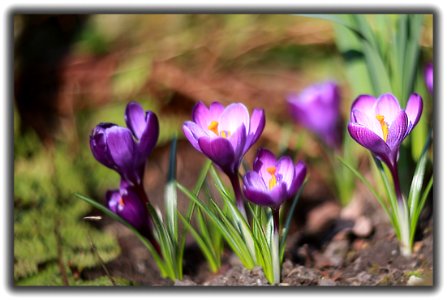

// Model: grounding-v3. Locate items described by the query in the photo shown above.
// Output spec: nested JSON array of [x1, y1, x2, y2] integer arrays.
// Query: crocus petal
[[243, 179, 288, 208], [425, 63, 433, 93], [118, 187, 149, 231], [137, 111, 159, 158], [243, 171, 268, 192], [405, 93, 423, 135], [348, 123, 393, 167], [386, 110, 408, 151], [125, 101, 146, 139], [352, 109, 384, 139], [288, 161, 307, 198], [253, 148, 277, 183], [106, 189, 121, 213], [183, 121, 209, 152], [227, 124, 247, 163], [106, 126, 139, 183], [245, 108, 265, 153], [375, 93, 402, 123], [218, 103, 250, 135], [276, 156, 295, 190], [192, 101, 225, 130], [351, 95, 377, 118], [90, 123, 118, 170], [198, 136, 236, 173]]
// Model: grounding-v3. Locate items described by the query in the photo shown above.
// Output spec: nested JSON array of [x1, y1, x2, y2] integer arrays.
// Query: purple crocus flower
[[183, 101, 265, 215], [287, 81, 342, 148], [90, 102, 159, 186], [107, 185, 151, 235], [348, 93, 423, 198], [425, 63, 433, 94], [183, 101, 265, 176], [242, 149, 307, 210]]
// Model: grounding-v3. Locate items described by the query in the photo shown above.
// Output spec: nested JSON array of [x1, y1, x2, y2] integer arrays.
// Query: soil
[[81, 141, 434, 287]]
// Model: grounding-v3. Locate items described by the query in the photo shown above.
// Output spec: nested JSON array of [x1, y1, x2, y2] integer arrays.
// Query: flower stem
[[272, 208, 281, 285], [390, 165, 412, 256], [229, 172, 248, 220]]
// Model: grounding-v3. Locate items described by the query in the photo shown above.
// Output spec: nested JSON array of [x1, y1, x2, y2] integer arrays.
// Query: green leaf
[[74, 193, 168, 277], [165, 137, 178, 242]]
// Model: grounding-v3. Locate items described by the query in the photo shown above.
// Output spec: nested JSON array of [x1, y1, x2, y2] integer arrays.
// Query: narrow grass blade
[[74, 193, 168, 276]]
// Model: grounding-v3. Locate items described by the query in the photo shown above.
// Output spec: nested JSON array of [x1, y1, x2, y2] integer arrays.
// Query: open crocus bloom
[[425, 63, 433, 94], [183, 101, 265, 175], [107, 185, 152, 239], [287, 81, 341, 148], [90, 102, 159, 185], [348, 93, 423, 170], [242, 149, 306, 209]]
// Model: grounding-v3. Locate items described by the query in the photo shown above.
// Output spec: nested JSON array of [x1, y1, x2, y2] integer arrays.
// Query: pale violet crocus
[[348, 93, 423, 196], [183, 101, 265, 215], [287, 81, 342, 148], [348, 93, 423, 256], [243, 148, 306, 284]]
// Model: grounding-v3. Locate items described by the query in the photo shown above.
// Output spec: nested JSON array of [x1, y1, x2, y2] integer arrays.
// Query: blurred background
[[13, 14, 433, 286]]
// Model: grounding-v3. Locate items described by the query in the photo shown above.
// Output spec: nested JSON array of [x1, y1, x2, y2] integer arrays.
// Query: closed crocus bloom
[[287, 81, 341, 148], [183, 101, 265, 176], [348, 93, 423, 172], [90, 102, 159, 185], [107, 186, 152, 239], [425, 63, 433, 94], [243, 149, 306, 209]]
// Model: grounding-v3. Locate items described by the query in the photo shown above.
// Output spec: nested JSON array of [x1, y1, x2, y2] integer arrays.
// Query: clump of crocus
[[89, 101, 159, 244], [425, 63, 433, 94], [183, 101, 265, 217], [347, 93, 424, 256], [287, 81, 342, 149], [243, 149, 307, 284]]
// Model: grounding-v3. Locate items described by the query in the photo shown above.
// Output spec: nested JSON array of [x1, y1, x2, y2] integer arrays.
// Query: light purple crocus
[[90, 102, 159, 186], [347, 93, 423, 198], [243, 149, 307, 210], [287, 81, 342, 148], [183, 101, 265, 215], [425, 63, 433, 94]]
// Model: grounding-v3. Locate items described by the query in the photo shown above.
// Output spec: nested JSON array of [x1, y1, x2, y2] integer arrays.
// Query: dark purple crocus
[[287, 81, 342, 148], [348, 93, 423, 199], [425, 63, 433, 94], [90, 102, 159, 186], [243, 148, 306, 210], [107, 184, 158, 250], [183, 101, 265, 215]]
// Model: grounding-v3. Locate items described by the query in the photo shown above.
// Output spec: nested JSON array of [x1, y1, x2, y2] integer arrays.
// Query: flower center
[[376, 114, 389, 142], [208, 121, 231, 138], [118, 197, 125, 207], [267, 166, 277, 190]]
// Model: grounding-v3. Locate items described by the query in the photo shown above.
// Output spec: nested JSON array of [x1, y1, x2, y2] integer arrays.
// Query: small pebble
[[407, 275, 424, 286]]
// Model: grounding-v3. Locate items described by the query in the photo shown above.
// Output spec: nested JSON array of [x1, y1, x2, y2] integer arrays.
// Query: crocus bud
[[90, 102, 159, 185], [425, 63, 433, 94]]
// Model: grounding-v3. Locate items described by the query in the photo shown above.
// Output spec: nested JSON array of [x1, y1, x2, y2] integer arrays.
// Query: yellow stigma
[[376, 114, 389, 141], [208, 121, 219, 135], [220, 131, 228, 138], [118, 198, 125, 207], [267, 166, 277, 190]]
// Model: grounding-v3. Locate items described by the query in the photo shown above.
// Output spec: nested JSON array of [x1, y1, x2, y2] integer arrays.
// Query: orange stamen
[[267, 166, 277, 190], [208, 121, 219, 135], [376, 114, 389, 142], [118, 198, 125, 207]]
